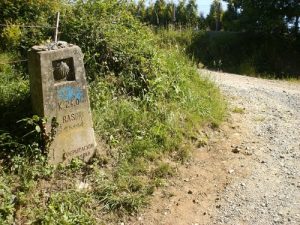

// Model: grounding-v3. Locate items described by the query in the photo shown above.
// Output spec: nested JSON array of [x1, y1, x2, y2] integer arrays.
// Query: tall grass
[[0, 1, 225, 224]]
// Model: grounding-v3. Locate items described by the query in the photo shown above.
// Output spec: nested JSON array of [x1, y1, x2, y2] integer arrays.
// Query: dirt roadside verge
[[126, 70, 300, 225]]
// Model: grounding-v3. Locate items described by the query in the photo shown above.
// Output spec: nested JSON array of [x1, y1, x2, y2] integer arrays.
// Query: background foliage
[[128, 0, 300, 77], [188, 31, 300, 78], [0, 0, 63, 54]]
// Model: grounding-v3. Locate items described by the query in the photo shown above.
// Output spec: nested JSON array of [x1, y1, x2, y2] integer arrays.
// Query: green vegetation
[[232, 107, 245, 114], [130, 0, 300, 78], [128, 0, 205, 29], [202, 0, 300, 78], [206, 0, 223, 31], [188, 31, 300, 78], [0, 0, 62, 55], [222, 0, 299, 35], [156, 27, 194, 48], [0, 0, 225, 224]]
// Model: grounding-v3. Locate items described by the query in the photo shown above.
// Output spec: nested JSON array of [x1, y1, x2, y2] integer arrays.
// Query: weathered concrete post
[[28, 42, 96, 164]]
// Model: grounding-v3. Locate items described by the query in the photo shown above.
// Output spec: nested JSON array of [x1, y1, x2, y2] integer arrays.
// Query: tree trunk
[[294, 16, 299, 35], [154, 10, 159, 26], [216, 19, 219, 31]]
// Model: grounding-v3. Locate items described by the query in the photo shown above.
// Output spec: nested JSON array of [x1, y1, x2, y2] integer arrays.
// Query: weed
[[1, 23, 22, 50], [232, 107, 245, 114], [33, 191, 95, 225], [0, 173, 15, 224], [152, 162, 175, 178], [92, 178, 148, 213], [176, 142, 195, 162]]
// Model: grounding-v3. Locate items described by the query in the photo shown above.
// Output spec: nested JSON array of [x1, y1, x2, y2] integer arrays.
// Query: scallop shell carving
[[54, 61, 70, 80]]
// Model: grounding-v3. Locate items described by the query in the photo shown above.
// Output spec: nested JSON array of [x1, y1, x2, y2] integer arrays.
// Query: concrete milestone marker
[[28, 42, 96, 164]]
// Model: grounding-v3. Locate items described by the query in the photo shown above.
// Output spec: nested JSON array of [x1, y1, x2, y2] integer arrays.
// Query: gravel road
[[128, 70, 299, 225], [202, 70, 300, 225]]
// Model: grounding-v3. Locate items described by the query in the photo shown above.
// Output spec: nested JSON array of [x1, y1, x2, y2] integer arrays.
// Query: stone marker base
[[28, 42, 97, 164]]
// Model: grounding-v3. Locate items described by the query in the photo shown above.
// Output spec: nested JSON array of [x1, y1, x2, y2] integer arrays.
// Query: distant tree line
[[128, 0, 206, 29], [188, 0, 300, 78], [222, 0, 300, 36], [129, 0, 299, 36]]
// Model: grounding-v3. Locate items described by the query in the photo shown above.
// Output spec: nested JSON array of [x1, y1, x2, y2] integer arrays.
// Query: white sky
[[196, 0, 227, 16]]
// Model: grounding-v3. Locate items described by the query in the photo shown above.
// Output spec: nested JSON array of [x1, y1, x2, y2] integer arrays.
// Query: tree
[[198, 13, 206, 30], [222, 0, 239, 31], [129, 0, 208, 29], [165, 2, 176, 26], [186, 0, 198, 27], [206, 0, 223, 31], [153, 0, 167, 26], [136, 0, 147, 21], [222, 0, 299, 35], [145, 3, 156, 25], [284, 0, 300, 35], [176, 0, 188, 26]]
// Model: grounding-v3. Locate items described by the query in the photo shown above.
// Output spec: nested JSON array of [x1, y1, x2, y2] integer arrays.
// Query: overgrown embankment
[[0, 1, 225, 224], [156, 28, 300, 78]]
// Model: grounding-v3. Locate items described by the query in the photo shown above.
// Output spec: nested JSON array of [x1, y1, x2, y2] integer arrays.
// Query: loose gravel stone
[[202, 69, 300, 225]]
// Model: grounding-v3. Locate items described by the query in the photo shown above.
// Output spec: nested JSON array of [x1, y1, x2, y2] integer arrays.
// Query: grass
[[155, 27, 194, 49], [232, 107, 245, 114], [0, 3, 226, 223], [286, 78, 300, 83], [0, 47, 225, 224]]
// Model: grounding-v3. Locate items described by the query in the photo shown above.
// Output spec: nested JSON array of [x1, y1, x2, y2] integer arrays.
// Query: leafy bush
[[60, 1, 156, 97], [0, 53, 31, 134], [0, 0, 63, 53], [0, 172, 15, 225], [156, 28, 194, 49], [1, 23, 22, 50]]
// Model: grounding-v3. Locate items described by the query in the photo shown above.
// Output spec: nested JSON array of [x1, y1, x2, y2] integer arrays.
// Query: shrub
[[60, 1, 156, 97], [0, 53, 31, 132], [1, 23, 22, 50], [0, 173, 15, 225], [156, 27, 194, 49], [0, 0, 64, 53]]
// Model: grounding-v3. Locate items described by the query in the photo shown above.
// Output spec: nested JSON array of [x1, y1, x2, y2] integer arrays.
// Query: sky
[[196, 0, 227, 16]]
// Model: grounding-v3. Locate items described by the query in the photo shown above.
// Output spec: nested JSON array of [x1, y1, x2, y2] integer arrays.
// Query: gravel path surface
[[128, 70, 299, 225], [202, 70, 300, 225]]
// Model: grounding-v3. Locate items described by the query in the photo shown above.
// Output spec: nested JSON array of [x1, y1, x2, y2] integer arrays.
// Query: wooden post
[[54, 12, 60, 43]]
